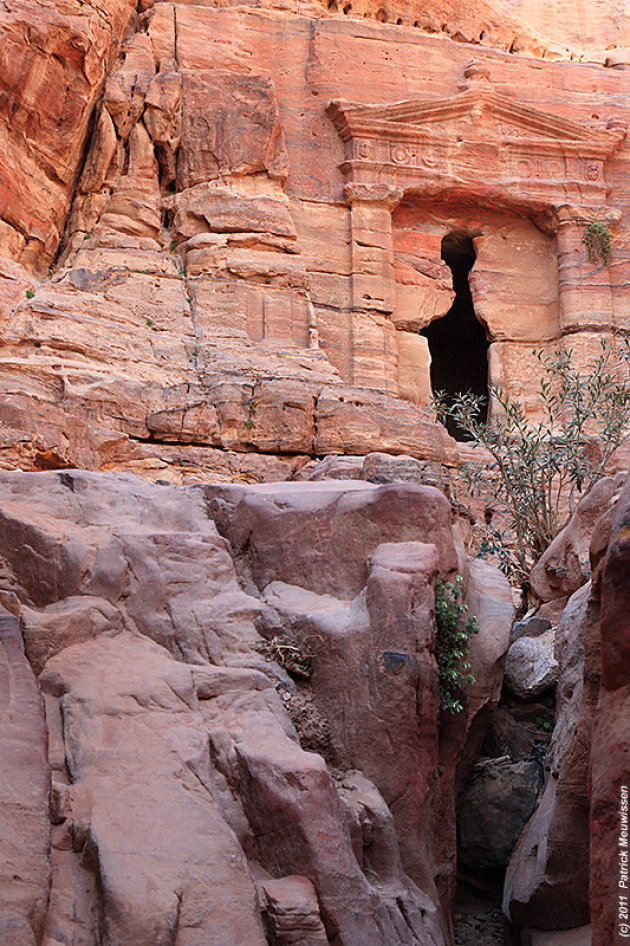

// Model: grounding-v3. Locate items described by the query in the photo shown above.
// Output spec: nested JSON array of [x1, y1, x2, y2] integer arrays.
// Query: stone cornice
[[327, 63, 627, 215], [327, 89, 626, 156]]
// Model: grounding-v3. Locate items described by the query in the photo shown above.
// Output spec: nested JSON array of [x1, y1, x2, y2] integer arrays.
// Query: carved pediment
[[327, 88, 624, 151], [327, 63, 627, 213]]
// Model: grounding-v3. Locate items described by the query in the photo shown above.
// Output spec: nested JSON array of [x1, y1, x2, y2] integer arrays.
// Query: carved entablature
[[327, 71, 627, 217]]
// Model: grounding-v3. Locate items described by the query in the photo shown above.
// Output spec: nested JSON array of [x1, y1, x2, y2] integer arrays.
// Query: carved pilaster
[[554, 206, 621, 333], [344, 184, 402, 314]]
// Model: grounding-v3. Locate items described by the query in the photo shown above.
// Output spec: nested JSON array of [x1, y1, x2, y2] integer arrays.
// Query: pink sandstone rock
[[204, 479, 458, 598], [40, 632, 268, 946], [0, 0, 627, 484], [0, 608, 50, 946], [531, 474, 627, 602], [0, 0, 627, 938], [0, 469, 518, 945], [260, 875, 329, 946], [590, 473, 630, 946], [504, 474, 630, 934]]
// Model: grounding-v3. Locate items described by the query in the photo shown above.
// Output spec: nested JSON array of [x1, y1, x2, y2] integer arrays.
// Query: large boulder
[[204, 480, 459, 598], [504, 630, 559, 700], [458, 758, 543, 870]]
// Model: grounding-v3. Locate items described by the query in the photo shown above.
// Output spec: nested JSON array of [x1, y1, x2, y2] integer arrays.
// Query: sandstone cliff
[[0, 0, 628, 482], [0, 2, 628, 945]]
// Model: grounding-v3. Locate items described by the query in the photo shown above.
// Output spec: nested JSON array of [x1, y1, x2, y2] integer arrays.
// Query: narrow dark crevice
[[453, 679, 557, 945], [421, 231, 489, 441]]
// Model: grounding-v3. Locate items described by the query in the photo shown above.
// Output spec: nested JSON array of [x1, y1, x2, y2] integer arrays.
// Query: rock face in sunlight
[[0, 0, 627, 483], [0, 470, 514, 946]]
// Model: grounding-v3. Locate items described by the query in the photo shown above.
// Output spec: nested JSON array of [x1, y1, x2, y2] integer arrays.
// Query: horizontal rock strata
[[0, 1, 627, 483]]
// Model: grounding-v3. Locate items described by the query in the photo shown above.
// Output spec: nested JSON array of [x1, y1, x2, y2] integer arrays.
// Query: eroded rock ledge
[[0, 470, 514, 946]]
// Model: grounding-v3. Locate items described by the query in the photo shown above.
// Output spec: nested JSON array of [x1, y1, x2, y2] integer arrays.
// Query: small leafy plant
[[25, 289, 34, 298], [535, 714, 554, 733], [245, 399, 256, 429], [435, 576, 479, 713], [583, 222, 612, 265]]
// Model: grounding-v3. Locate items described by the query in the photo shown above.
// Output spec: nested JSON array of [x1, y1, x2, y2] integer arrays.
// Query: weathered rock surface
[[0, 0, 627, 484], [0, 608, 50, 946], [503, 590, 597, 928], [590, 474, 630, 946], [0, 0, 136, 270], [452, 559, 517, 788], [316, 0, 630, 63], [205, 479, 458, 598], [531, 475, 626, 602], [42, 633, 268, 946], [0, 0, 627, 938], [260, 875, 329, 946], [504, 478, 627, 931], [510, 615, 552, 642], [480, 705, 539, 762], [0, 469, 515, 946]]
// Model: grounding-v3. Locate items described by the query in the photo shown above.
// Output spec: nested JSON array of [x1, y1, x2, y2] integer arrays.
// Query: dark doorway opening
[[421, 231, 489, 441]]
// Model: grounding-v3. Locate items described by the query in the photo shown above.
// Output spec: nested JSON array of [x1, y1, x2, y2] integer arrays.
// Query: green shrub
[[435, 576, 479, 713], [440, 337, 630, 594], [245, 399, 256, 429]]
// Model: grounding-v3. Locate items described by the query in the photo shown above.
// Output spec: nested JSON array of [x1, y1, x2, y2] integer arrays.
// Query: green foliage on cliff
[[583, 222, 612, 265], [435, 576, 479, 714]]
